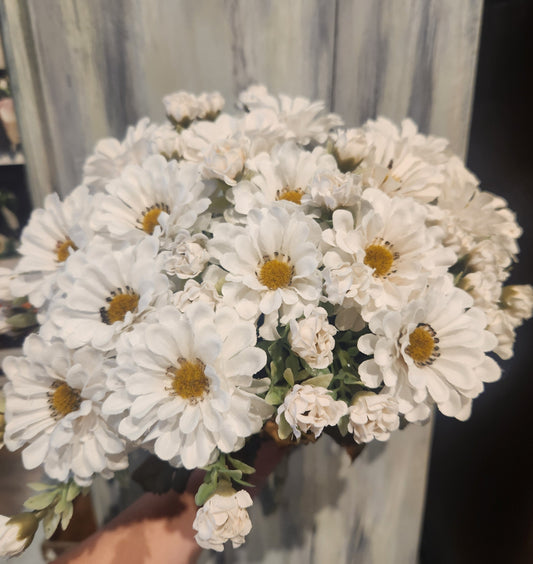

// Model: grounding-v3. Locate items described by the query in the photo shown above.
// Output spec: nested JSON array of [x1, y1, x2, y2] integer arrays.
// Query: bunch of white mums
[[0, 85, 531, 554]]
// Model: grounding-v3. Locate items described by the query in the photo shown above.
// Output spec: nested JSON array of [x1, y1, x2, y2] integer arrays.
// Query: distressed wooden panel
[[200, 422, 433, 564], [334, 0, 483, 157], [0, 0, 336, 203], [0, 1, 482, 562]]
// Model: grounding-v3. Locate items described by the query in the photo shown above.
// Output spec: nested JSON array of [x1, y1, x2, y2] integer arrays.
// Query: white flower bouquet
[[1, 85, 532, 555]]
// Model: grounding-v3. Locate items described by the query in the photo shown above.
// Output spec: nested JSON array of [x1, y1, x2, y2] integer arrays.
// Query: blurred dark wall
[[421, 1, 533, 563]]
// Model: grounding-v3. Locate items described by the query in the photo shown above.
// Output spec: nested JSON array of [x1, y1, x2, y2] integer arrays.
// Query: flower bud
[[0, 512, 39, 558]]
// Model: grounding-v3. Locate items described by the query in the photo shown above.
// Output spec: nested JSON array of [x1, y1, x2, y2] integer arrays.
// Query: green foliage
[[24, 480, 89, 539], [194, 452, 256, 506]]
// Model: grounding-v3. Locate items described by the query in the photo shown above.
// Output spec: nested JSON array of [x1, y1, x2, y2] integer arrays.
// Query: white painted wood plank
[[1, 0, 336, 200], [334, 0, 483, 157], [199, 421, 433, 564]]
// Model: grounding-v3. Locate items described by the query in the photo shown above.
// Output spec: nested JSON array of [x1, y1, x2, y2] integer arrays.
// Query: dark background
[[421, 1, 533, 562]]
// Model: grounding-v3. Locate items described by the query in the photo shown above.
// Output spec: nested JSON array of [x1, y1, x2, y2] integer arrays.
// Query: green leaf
[[337, 415, 349, 437], [66, 482, 81, 502], [27, 482, 54, 492], [195, 481, 218, 506], [226, 455, 255, 475], [286, 354, 300, 375], [24, 491, 57, 511], [282, 368, 294, 386], [232, 478, 255, 488], [304, 373, 333, 389], [265, 386, 286, 406], [7, 312, 37, 329], [43, 510, 61, 539], [60, 502, 74, 531], [277, 413, 292, 440], [295, 369, 310, 383]]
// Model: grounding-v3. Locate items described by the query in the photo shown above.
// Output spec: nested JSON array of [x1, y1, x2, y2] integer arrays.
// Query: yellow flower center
[[140, 203, 170, 235], [169, 359, 209, 402], [364, 240, 398, 278], [276, 188, 303, 205], [257, 255, 293, 290], [49, 382, 81, 419], [406, 323, 440, 367], [100, 287, 140, 324], [55, 239, 78, 262]]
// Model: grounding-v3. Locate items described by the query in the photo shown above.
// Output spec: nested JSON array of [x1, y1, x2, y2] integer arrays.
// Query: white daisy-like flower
[[161, 230, 210, 279], [91, 155, 210, 244], [102, 304, 272, 469], [201, 137, 246, 186], [355, 117, 446, 203], [304, 168, 362, 211], [322, 188, 456, 319], [230, 141, 339, 215], [163, 90, 224, 127], [357, 277, 501, 422], [331, 127, 369, 173], [208, 206, 323, 339], [238, 84, 343, 144], [172, 265, 225, 312], [276, 384, 347, 439], [2, 335, 128, 485], [51, 237, 170, 351], [347, 392, 400, 443], [82, 117, 156, 192], [193, 488, 253, 552], [10, 186, 93, 308], [485, 284, 533, 360], [288, 307, 337, 369], [151, 122, 183, 161]]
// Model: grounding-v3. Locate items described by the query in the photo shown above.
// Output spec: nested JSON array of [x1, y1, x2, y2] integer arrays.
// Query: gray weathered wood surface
[[0, 1, 483, 562]]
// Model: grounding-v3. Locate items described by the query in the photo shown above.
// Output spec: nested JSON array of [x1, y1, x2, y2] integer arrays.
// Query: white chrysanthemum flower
[[102, 304, 272, 469], [485, 284, 533, 360], [82, 117, 156, 192], [0, 513, 39, 558], [354, 117, 447, 203], [288, 307, 337, 369], [163, 90, 224, 127], [161, 230, 209, 279], [304, 169, 362, 211], [357, 277, 501, 422], [238, 84, 343, 144], [201, 137, 246, 186], [435, 156, 521, 274], [208, 206, 323, 339], [230, 141, 339, 215], [193, 488, 252, 552], [276, 384, 347, 439], [51, 237, 170, 351], [151, 122, 183, 160], [331, 127, 369, 173], [172, 265, 225, 312], [179, 114, 248, 186], [347, 392, 400, 443], [322, 188, 456, 319], [10, 186, 93, 308], [91, 155, 210, 244], [2, 335, 128, 485], [163, 91, 203, 126]]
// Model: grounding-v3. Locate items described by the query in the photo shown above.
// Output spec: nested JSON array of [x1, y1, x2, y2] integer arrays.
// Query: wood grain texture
[[0, 1, 482, 562], [199, 422, 433, 564], [1, 0, 336, 202], [334, 0, 483, 157]]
